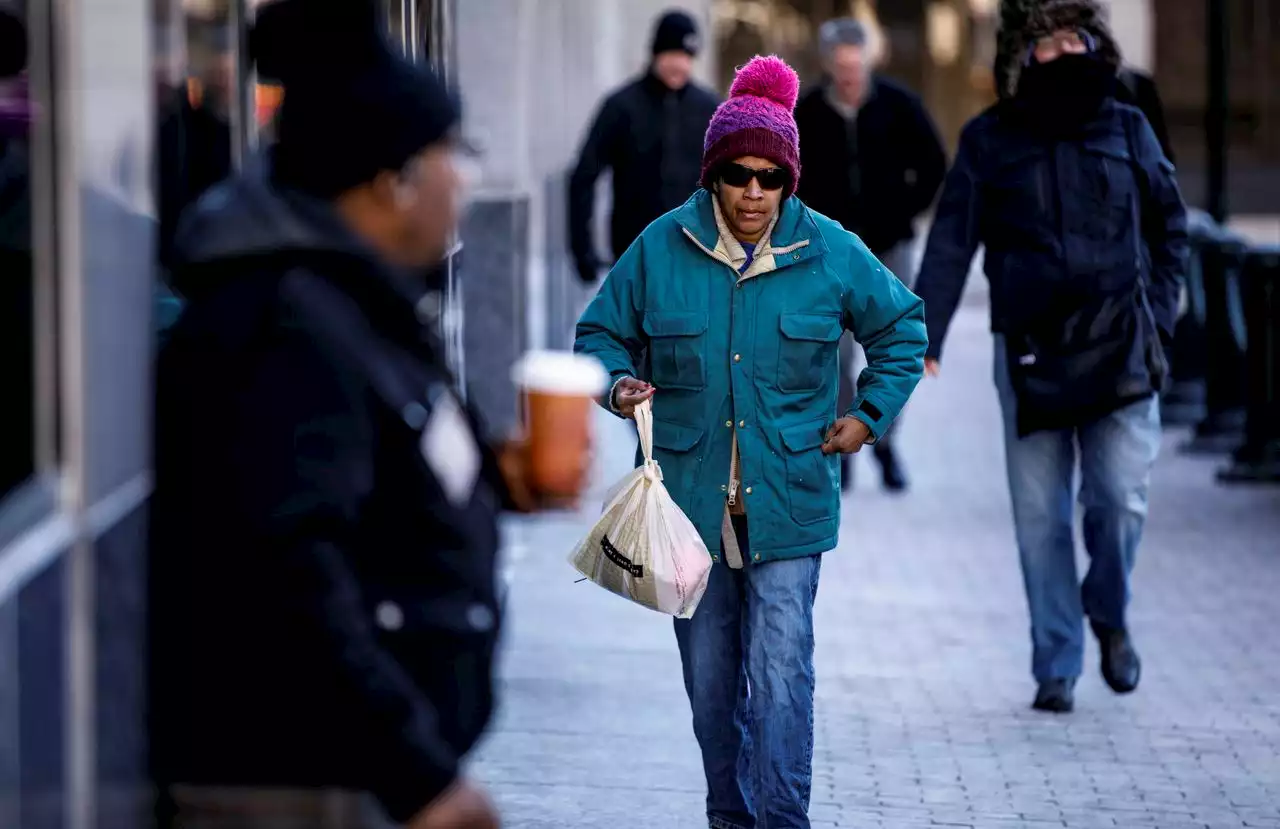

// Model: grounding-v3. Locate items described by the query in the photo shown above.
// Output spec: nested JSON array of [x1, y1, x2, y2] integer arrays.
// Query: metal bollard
[[1161, 210, 1214, 427], [1180, 231, 1250, 454], [1219, 244, 1280, 484]]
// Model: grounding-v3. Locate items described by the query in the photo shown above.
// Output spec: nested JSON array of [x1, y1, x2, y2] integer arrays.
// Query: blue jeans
[[674, 515, 822, 829], [994, 335, 1162, 682]]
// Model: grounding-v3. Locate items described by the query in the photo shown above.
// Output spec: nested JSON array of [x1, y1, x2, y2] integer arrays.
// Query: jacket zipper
[[680, 226, 752, 510], [1050, 144, 1066, 264], [679, 221, 808, 515], [727, 436, 741, 506]]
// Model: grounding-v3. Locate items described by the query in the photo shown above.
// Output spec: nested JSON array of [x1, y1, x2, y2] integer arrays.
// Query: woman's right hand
[[613, 377, 655, 419]]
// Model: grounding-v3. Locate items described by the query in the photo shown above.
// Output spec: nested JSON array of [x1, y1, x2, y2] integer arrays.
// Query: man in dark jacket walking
[[795, 18, 946, 492], [150, 2, 521, 826], [568, 9, 719, 284], [914, 0, 1188, 714]]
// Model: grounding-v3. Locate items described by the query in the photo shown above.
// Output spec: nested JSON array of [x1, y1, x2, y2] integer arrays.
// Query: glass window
[[0, 1, 35, 501]]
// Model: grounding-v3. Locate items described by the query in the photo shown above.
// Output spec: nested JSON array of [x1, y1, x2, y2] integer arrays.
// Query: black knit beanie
[[0, 1, 26, 78], [249, 0, 459, 199], [651, 10, 701, 57]]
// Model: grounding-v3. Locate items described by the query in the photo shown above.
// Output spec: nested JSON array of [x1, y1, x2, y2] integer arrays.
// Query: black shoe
[[874, 445, 908, 492], [1032, 678, 1076, 713], [1092, 622, 1141, 694]]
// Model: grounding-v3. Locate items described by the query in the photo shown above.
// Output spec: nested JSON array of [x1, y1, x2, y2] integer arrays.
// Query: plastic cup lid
[[511, 350, 609, 396]]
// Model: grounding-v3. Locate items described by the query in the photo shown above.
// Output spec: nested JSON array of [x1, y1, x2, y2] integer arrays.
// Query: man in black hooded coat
[[914, 0, 1188, 715], [567, 10, 720, 285], [149, 2, 523, 826]]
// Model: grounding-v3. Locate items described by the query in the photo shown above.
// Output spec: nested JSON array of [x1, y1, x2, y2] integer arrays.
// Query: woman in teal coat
[[575, 56, 927, 829]]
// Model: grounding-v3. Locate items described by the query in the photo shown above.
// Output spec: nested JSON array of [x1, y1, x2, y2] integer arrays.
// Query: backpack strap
[[1120, 107, 1152, 271], [1119, 107, 1169, 378], [1117, 69, 1141, 106]]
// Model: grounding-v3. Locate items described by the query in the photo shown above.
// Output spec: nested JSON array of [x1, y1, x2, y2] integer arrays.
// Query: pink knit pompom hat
[[700, 55, 801, 198]]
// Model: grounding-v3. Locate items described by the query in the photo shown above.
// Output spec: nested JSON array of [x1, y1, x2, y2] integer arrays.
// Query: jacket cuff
[[605, 374, 633, 417], [845, 397, 891, 443]]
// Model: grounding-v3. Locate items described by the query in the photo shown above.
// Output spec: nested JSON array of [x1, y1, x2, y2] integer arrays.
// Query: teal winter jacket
[[574, 190, 927, 562]]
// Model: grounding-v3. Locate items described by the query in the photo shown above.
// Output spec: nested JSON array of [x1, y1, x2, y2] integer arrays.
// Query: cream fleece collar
[[710, 195, 780, 280]]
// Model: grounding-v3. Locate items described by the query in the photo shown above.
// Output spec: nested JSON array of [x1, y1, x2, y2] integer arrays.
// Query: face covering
[[1014, 52, 1116, 136]]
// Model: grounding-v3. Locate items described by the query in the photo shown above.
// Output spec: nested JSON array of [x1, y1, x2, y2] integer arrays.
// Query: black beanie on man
[[249, 0, 459, 199], [0, 1, 26, 78], [651, 9, 701, 57]]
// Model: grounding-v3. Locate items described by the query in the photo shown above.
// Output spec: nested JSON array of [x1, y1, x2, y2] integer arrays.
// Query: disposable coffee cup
[[511, 351, 609, 499]]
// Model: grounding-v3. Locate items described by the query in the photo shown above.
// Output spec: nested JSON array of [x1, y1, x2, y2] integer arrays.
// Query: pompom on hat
[[700, 55, 801, 198]]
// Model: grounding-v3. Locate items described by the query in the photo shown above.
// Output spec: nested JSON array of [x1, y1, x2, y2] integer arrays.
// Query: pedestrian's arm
[[903, 96, 948, 219], [793, 102, 818, 207], [574, 236, 648, 415], [235, 330, 460, 824], [914, 123, 985, 361], [841, 240, 928, 442], [567, 97, 620, 284], [1133, 112, 1189, 347]]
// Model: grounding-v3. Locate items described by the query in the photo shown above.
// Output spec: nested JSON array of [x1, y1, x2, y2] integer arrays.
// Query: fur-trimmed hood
[[994, 0, 1122, 99]]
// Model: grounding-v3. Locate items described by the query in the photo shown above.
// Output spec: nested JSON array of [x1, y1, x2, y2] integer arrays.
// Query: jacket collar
[[804, 74, 878, 114], [642, 70, 686, 98], [710, 193, 777, 273], [674, 189, 827, 273]]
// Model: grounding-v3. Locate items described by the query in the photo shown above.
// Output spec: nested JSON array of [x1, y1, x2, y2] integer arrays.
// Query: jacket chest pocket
[[781, 418, 837, 525], [777, 313, 842, 393], [1069, 140, 1140, 284], [643, 310, 708, 391], [1074, 142, 1136, 242], [984, 148, 1052, 238]]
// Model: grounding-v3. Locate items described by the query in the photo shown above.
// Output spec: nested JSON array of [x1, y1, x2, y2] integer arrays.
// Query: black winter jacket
[[915, 98, 1188, 364], [568, 72, 719, 282], [794, 77, 946, 257], [149, 168, 506, 823]]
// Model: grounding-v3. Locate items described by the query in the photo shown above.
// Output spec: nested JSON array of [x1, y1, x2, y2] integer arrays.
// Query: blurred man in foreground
[[795, 18, 946, 492], [150, 2, 522, 826], [568, 9, 719, 285]]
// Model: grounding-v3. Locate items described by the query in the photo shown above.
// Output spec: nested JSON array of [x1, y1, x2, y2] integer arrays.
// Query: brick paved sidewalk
[[471, 304, 1280, 829]]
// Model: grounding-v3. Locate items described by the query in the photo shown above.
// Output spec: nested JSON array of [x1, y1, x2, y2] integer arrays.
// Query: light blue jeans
[[994, 335, 1162, 682], [674, 515, 822, 829]]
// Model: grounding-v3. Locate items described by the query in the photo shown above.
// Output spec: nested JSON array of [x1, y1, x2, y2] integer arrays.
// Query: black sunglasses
[[720, 162, 789, 191]]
